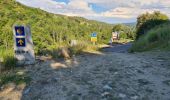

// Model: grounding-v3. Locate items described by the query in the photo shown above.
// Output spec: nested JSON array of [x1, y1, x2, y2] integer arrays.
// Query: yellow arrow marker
[[18, 39, 24, 45]]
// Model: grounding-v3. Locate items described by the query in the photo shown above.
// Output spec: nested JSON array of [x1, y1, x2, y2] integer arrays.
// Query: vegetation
[[0, 0, 114, 85], [130, 11, 170, 52], [0, 0, 113, 55], [112, 24, 136, 40], [68, 41, 99, 55], [0, 49, 17, 70], [130, 22, 170, 52], [0, 70, 31, 86], [136, 11, 169, 39]]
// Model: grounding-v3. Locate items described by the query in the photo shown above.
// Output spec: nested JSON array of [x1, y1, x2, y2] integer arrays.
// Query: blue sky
[[55, 0, 69, 4], [16, 0, 170, 24]]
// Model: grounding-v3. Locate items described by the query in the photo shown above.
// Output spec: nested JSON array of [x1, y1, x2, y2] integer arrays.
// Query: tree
[[136, 11, 169, 39], [112, 24, 125, 32], [112, 24, 136, 39]]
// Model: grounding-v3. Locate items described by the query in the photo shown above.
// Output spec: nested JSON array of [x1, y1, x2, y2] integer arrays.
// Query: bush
[[119, 33, 128, 39], [136, 11, 169, 39], [69, 43, 87, 55], [130, 22, 170, 52]]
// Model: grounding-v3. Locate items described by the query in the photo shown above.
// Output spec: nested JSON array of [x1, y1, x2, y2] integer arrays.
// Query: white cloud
[[101, 7, 136, 19], [16, 0, 66, 9], [16, 0, 170, 23], [68, 0, 91, 11], [101, 7, 162, 19]]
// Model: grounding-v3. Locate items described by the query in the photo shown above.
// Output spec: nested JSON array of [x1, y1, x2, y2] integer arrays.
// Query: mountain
[[0, 0, 113, 54]]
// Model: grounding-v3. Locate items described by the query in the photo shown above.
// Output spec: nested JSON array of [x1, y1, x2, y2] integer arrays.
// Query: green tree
[[136, 11, 169, 39], [112, 24, 136, 39]]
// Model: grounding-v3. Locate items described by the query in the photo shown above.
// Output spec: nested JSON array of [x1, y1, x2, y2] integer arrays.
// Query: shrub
[[136, 11, 169, 39], [69, 43, 87, 55], [130, 22, 170, 52], [119, 33, 128, 39]]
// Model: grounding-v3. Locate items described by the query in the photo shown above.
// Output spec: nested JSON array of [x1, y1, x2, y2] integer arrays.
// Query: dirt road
[[1, 44, 170, 100], [101, 43, 132, 53]]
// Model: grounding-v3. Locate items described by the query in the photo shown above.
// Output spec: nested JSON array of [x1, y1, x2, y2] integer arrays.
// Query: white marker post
[[13, 25, 35, 65]]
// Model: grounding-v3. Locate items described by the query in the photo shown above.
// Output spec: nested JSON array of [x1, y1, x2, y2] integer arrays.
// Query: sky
[[16, 0, 170, 24]]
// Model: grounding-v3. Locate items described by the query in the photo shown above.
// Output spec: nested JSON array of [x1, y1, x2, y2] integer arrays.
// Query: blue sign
[[15, 26, 25, 36], [16, 38, 26, 47], [91, 32, 97, 37]]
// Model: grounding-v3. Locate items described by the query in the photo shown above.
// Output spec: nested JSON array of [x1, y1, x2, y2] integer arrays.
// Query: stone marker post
[[13, 25, 35, 65]]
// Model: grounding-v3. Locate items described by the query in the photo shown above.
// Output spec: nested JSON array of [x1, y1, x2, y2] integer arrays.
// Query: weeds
[[0, 48, 17, 71], [51, 41, 99, 59], [69, 41, 99, 55], [0, 71, 31, 86], [0, 48, 30, 86]]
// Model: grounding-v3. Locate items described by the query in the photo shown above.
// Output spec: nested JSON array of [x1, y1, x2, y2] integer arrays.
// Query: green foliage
[[0, 0, 113, 55], [0, 71, 31, 86], [69, 44, 87, 55], [119, 33, 128, 39], [130, 22, 170, 52], [2, 56, 17, 70], [112, 24, 136, 39], [136, 11, 169, 39], [0, 49, 17, 70], [69, 41, 98, 55], [112, 24, 125, 31]]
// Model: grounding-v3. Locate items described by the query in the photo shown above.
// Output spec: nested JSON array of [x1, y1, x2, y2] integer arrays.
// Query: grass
[[51, 41, 100, 59], [130, 23, 170, 52], [68, 41, 100, 55], [0, 48, 17, 70], [0, 70, 31, 86], [0, 48, 30, 87]]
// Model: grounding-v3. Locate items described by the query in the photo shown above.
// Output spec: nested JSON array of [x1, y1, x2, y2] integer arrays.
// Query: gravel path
[[21, 51, 170, 100], [0, 45, 170, 100], [101, 43, 132, 53]]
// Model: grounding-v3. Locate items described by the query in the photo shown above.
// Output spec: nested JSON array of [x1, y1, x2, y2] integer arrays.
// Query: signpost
[[13, 25, 35, 65], [112, 32, 119, 40], [91, 32, 97, 45]]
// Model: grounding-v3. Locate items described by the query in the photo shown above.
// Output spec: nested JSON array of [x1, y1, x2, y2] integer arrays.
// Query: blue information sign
[[16, 38, 26, 47], [15, 26, 25, 36], [91, 32, 97, 37]]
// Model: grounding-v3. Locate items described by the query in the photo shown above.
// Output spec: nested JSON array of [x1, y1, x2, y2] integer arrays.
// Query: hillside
[[0, 0, 113, 54], [130, 22, 170, 52], [123, 22, 136, 27]]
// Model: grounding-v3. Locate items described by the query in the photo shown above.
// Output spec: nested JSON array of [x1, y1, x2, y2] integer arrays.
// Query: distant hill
[[0, 0, 113, 54], [123, 22, 136, 27]]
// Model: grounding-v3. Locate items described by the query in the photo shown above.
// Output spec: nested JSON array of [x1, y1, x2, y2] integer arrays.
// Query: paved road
[[101, 43, 132, 53]]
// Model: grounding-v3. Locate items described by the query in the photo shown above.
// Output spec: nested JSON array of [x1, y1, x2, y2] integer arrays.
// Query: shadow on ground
[[100, 42, 132, 53]]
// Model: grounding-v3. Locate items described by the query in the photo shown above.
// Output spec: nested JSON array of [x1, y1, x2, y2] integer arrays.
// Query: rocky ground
[[0, 46, 170, 100]]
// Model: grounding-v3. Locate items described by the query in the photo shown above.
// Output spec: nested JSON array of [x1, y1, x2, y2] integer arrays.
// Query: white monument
[[13, 25, 35, 65]]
